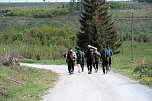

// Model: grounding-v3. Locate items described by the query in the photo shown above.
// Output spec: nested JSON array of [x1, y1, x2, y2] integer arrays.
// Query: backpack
[[67, 51, 73, 61], [102, 49, 109, 59], [76, 51, 82, 60], [94, 52, 100, 60]]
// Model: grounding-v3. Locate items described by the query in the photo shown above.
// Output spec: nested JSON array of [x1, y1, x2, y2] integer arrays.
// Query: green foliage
[[0, 2, 69, 10], [112, 9, 152, 42], [133, 64, 152, 78], [134, 0, 152, 4], [0, 25, 77, 60], [77, 0, 121, 51], [1, 8, 69, 18], [107, 1, 140, 9], [112, 42, 152, 85], [68, 0, 81, 13], [133, 63, 152, 85], [108, 1, 130, 9], [0, 25, 77, 46], [0, 66, 58, 101]]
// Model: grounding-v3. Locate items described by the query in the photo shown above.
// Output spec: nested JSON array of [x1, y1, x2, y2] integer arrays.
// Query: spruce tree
[[77, 0, 121, 51]]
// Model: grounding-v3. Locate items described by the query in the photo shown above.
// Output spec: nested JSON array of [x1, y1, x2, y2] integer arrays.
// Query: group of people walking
[[65, 45, 113, 75]]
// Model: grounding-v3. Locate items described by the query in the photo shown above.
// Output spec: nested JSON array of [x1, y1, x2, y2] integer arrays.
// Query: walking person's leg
[[96, 61, 99, 72], [105, 60, 109, 73], [78, 59, 82, 73], [87, 60, 90, 74], [102, 60, 106, 74], [109, 57, 111, 70], [71, 62, 74, 74], [81, 60, 84, 72], [89, 61, 93, 74], [68, 61, 71, 74], [93, 62, 96, 72], [68, 65, 71, 73], [77, 64, 81, 73]]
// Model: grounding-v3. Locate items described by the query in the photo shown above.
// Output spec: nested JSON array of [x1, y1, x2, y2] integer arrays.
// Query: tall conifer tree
[[77, 0, 121, 51]]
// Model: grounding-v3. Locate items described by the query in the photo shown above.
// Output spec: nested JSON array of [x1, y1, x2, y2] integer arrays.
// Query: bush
[[133, 64, 152, 77], [0, 25, 77, 60], [2, 7, 69, 18]]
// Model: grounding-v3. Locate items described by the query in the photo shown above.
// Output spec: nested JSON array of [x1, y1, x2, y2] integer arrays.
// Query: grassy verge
[[112, 41, 152, 86], [0, 66, 58, 101]]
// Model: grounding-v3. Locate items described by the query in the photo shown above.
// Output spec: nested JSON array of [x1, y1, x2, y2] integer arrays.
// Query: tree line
[[0, 7, 68, 18]]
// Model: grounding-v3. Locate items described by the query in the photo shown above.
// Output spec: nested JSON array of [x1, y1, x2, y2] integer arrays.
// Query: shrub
[[133, 64, 152, 77]]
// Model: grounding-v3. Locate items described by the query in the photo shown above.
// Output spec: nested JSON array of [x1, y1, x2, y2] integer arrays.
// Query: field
[[0, 66, 58, 101], [0, 1, 152, 95], [0, 2, 68, 10], [113, 42, 152, 85]]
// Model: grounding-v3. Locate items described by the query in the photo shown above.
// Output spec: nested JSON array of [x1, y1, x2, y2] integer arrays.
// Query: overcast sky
[[0, 0, 130, 3]]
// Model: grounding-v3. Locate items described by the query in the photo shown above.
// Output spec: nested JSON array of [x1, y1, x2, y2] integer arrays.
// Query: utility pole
[[131, 11, 134, 61]]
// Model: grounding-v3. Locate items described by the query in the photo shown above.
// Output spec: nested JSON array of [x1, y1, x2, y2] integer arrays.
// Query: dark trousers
[[109, 57, 111, 67], [102, 59, 108, 74], [81, 59, 84, 72], [93, 60, 99, 71], [68, 61, 74, 73], [87, 59, 93, 72]]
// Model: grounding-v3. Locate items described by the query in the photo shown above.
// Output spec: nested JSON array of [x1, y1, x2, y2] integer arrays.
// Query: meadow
[[0, 66, 58, 101], [113, 42, 152, 85], [0, 2, 152, 100]]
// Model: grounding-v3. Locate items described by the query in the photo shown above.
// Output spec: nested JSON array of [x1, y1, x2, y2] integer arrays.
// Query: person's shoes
[[94, 70, 98, 73], [78, 71, 80, 73], [88, 71, 92, 74], [69, 72, 71, 75]]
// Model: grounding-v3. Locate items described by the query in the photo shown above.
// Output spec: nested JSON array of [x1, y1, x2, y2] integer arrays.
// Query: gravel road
[[20, 63, 152, 101]]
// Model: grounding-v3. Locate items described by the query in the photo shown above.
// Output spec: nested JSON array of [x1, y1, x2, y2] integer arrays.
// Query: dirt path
[[20, 63, 152, 101]]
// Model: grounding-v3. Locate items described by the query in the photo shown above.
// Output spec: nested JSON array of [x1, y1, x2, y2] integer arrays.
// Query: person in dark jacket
[[106, 46, 113, 70], [80, 50, 85, 72], [100, 46, 109, 74], [85, 47, 93, 74], [66, 48, 75, 75]]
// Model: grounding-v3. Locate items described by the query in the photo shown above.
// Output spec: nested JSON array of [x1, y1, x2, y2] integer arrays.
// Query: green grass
[[0, 13, 79, 32], [0, 66, 58, 101], [112, 41, 152, 86], [0, 2, 68, 10]]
